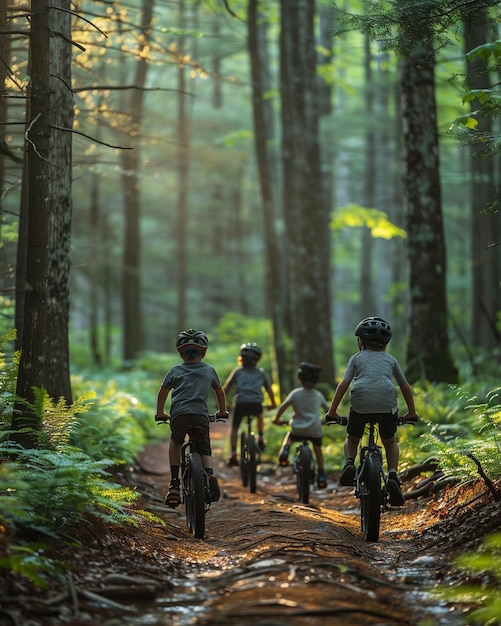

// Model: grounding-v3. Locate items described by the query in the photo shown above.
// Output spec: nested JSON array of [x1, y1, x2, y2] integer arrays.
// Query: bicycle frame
[[355, 420, 386, 542]]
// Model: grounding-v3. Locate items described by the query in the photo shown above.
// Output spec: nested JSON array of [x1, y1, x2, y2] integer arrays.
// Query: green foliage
[[420, 385, 501, 482], [436, 532, 501, 625]]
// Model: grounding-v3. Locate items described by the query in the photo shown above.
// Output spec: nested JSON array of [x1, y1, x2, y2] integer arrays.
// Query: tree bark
[[121, 0, 154, 362], [45, 0, 74, 403], [280, 0, 334, 384], [400, 40, 458, 384], [248, 0, 288, 396], [12, 0, 51, 446]]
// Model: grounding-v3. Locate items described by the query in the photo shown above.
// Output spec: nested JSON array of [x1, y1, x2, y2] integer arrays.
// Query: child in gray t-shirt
[[326, 317, 417, 506], [273, 362, 329, 488]]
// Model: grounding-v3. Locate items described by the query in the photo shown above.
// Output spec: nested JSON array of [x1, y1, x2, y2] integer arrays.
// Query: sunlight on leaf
[[330, 204, 406, 239]]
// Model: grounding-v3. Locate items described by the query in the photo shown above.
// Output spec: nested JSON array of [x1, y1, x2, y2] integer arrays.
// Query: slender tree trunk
[[45, 0, 73, 403], [12, 0, 51, 446], [121, 0, 154, 362], [464, 9, 501, 349], [248, 0, 288, 396], [400, 40, 458, 384], [280, 0, 334, 383], [175, 0, 190, 333]]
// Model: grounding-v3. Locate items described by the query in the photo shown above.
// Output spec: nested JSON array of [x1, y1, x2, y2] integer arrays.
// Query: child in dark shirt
[[223, 342, 276, 466], [156, 329, 227, 507]]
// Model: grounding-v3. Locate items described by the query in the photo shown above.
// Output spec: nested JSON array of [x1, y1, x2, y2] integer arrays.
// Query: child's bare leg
[[382, 437, 399, 472], [169, 439, 182, 467], [257, 413, 264, 435], [201, 454, 213, 471], [344, 434, 360, 462], [313, 444, 324, 469]]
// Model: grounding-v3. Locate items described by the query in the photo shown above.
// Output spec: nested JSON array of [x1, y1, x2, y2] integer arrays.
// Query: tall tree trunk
[[175, 0, 189, 333], [121, 0, 154, 362], [464, 9, 501, 349], [12, 0, 51, 446], [280, 0, 334, 384], [400, 40, 458, 384], [45, 0, 73, 403], [248, 0, 288, 396]]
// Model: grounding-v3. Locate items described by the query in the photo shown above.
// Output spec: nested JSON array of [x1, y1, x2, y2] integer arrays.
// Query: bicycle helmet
[[354, 317, 392, 347], [239, 342, 262, 360], [298, 362, 321, 384], [176, 328, 209, 352]]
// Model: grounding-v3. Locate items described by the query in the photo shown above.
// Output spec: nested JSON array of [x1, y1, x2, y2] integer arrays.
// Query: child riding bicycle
[[155, 329, 227, 508], [223, 342, 276, 466], [273, 362, 330, 488], [325, 317, 417, 506]]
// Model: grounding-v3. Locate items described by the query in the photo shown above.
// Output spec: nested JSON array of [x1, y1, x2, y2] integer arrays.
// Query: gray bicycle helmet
[[176, 328, 209, 350], [298, 362, 321, 384], [354, 317, 392, 347], [239, 342, 262, 360]]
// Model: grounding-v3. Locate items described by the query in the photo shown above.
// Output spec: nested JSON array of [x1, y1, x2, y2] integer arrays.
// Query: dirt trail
[[6, 423, 494, 626]]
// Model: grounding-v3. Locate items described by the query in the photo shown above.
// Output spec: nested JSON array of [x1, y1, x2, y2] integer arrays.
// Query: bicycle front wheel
[[359, 452, 382, 542], [246, 435, 258, 494], [186, 452, 206, 540], [296, 445, 312, 504], [240, 431, 249, 487]]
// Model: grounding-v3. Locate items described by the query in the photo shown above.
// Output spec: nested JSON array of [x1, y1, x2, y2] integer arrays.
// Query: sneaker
[[278, 445, 290, 466], [209, 475, 220, 502], [317, 470, 327, 489], [165, 479, 181, 508], [339, 462, 356, 487], [257, 437, 266, 451], [386, 471, 405, 506], [227, 456, 239, 467]]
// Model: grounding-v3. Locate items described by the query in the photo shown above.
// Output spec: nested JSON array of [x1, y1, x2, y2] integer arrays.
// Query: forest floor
[[2, 421, 501, 626]]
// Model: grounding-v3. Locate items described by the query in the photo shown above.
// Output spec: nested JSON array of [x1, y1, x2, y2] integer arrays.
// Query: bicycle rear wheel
[[185, 452, 206, 540], [246, 435, 258, 494], [240, 431, 249, 487], [359, 452, 382, 542], [296, 445, 312, 504]]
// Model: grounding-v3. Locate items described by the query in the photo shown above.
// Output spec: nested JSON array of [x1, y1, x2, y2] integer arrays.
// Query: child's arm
[[156, 385, 171, 419], [273, 401, 290, 425], [399, 381, 417, 418], [214, 385, 227, 417], [326, 380, 349, 420], [264, 381, 277, 409]]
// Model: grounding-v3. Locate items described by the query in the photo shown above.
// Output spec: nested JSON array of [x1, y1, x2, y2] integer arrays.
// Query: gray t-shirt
[[342, 349, 407, 414], [224, 366, 270, 404], [278, 387, 328, 438], [162, 361, 221, 418]]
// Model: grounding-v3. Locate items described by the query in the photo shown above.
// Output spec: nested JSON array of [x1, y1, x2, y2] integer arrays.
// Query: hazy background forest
[[1, 0, 500, 413]]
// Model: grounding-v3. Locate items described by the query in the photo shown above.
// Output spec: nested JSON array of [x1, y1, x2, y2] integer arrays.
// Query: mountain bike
[[240, 414, 262, 494], [330, 415, 416, 542], [156, 413, 227, 540]]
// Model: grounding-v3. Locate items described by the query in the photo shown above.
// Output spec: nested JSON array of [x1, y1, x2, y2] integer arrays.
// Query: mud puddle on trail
[[127, 434, 465, 626]]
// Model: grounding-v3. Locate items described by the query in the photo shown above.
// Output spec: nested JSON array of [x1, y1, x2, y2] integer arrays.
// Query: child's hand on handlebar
[[216, 410, 229, 420], [273, 418, 288, 426], [325, 412, 339, 423], [402, 413, 418, 424], [155, 413, 170, 423]]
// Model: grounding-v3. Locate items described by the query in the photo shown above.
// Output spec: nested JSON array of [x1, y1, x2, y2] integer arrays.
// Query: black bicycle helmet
[[354, 317, 392, 347], [239, 342, 262, 360], [298, 362, 321, 384], [176, 328, 209, 350]]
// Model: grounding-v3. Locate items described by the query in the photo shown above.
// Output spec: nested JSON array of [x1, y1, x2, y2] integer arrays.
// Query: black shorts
[[289, 433, 322, 447], [231, 402, 263, 431], [170, 413, 211, 456], [347, 409, 398, 440]]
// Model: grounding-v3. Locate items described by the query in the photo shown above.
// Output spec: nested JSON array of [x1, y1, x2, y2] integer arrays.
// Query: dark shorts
[[231, 402, 263, 431], [347, 409, 398, 440], [170, 413, 211, 456], [290, 433, 322, 447]]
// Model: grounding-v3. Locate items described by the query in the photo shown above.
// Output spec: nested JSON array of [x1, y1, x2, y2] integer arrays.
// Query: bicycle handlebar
[[155, 411, 229, 425], [325, 414, 418, 427]]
